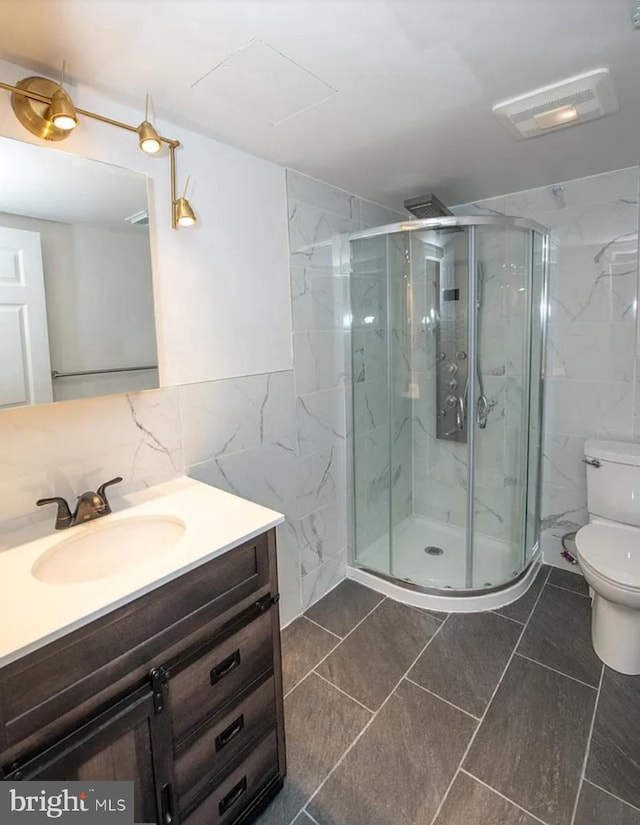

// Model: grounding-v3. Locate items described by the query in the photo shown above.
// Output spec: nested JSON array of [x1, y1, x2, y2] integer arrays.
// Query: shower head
[[403, 193, 453, 220]]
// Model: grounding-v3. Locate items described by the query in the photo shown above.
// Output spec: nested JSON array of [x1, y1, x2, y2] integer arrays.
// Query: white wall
[[0, 58, 293, 386]]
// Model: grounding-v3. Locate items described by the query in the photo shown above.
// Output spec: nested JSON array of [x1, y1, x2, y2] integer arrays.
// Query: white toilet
[[575, 439, 640, 675]]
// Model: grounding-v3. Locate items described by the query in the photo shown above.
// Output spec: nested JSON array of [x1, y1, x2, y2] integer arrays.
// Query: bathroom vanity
[[0, 479, 286, 825]]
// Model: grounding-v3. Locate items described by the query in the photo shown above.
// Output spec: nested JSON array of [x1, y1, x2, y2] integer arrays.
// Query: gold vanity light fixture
[[47, 61, 78, 131], [174, 175, 197, 228], [1, 64, 196, 229], [137, 94, 162, 154]]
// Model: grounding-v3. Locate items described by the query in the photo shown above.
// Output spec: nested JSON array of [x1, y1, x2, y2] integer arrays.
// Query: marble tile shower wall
[[457, 166, 640, 567], [286, 170, 405, 610]]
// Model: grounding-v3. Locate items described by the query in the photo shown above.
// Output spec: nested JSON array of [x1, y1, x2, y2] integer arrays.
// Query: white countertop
[[0, 477, 285, 668]]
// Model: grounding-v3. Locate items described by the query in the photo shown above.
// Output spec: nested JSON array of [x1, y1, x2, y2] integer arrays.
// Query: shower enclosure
[[346, 216, 548, 602]]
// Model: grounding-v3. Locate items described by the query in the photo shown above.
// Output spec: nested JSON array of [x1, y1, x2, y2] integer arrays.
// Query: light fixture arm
[[0, 78, 185, 228], [170, 144, 178, 229]]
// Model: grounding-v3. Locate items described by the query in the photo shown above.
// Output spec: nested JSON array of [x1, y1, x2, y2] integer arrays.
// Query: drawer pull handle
[[160, 783, 175, 825], [210, 650, 241, 684], [218, 776, 247, 815], [215, 714, 245, 751]]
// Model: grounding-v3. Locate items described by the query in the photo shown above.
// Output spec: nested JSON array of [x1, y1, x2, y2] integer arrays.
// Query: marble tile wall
[[0, 374, 303, 623], [456, 166, 640, 568], [0, 388, 184, 540], [286, 169, 405, 608]]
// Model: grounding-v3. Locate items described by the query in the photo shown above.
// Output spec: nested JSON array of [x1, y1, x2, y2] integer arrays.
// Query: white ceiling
[[0, 0, 639, 208], [0, 136, 148, 228]]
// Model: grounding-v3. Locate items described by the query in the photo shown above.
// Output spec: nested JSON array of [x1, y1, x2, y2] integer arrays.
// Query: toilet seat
[[576, 522, 640, 590]]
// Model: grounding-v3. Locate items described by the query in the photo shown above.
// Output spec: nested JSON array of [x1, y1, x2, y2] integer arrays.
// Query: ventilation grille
[[492, 69, 618, 140], [125, 209, 150, 226]]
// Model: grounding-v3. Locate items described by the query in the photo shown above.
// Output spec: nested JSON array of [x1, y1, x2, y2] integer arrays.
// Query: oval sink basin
[[32, 516, 186, 584]]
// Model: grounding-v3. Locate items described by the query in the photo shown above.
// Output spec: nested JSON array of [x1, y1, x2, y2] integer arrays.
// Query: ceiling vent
[[492, 68, 618, 140], [125, 209, 149, 226]]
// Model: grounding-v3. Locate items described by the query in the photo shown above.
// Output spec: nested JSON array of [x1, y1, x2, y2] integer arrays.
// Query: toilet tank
[[584, 439, 640, 527]]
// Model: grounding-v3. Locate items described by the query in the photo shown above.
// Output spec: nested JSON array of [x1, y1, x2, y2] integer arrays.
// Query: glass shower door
[[471, 225, 534, 587], [351, 234, 391, 576], [390, 226, 471, 589]]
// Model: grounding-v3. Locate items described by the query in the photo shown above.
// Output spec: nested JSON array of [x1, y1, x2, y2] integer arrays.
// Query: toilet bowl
[[575, 439, 640, 675], [576, 520, 640, 674]]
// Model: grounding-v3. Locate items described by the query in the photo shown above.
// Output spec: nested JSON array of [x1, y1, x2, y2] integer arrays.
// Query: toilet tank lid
[[585, 439, 640, 466]]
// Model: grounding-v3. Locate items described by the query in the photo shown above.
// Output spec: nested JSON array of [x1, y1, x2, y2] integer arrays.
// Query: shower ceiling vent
[[492, 68, 619, 140]]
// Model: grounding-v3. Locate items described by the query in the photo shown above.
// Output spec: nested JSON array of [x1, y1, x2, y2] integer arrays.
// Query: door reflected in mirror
[[0, 135, 158, 409]]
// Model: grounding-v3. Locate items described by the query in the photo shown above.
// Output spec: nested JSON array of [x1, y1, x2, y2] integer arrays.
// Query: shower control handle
[[445, 394, 465, 430], [457, 390, 465, 430], [446, 364, 458, 375]]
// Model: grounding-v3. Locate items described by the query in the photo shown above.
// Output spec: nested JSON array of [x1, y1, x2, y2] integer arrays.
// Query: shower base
[[350, 514, 541, 613]]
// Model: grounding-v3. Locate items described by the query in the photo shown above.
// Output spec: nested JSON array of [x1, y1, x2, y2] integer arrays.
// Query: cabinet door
[[2, 680, 175, 825]]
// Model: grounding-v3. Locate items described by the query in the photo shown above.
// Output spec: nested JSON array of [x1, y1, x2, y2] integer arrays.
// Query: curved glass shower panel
[[471, 225, 533, 588], [351, 234, 391, 577], [525, 231, 548, 562], [389, 226, 471, 588]]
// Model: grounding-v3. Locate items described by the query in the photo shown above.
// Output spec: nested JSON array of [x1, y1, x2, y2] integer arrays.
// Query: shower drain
[[424, 545, 444, 556]]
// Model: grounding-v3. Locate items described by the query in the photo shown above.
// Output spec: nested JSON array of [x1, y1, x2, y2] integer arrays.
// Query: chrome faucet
[[36, 477, 123, 530]]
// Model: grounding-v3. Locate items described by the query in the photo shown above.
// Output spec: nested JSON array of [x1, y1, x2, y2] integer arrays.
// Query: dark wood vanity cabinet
[[0, 528, 286, 825]]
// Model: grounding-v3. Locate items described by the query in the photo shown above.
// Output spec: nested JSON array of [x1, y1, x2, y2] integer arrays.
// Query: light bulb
[[138, 120, 162, 154]]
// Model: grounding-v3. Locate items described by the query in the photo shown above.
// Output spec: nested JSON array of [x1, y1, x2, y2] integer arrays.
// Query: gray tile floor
[[258, 569, 640, 825]]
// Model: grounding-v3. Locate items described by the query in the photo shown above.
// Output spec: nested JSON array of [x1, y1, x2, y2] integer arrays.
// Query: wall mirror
[[0, 135, 158, 409]]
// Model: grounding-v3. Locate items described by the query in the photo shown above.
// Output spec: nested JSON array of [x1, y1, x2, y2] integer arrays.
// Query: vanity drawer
[[174, 675, 277, 811], [168, 606, 274, 744], [180, 730, 279, 825]]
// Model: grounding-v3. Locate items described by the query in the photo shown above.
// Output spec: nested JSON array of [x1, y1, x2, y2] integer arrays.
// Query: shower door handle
[[476, 395, 489, 429], [456, 391, 465, 430]]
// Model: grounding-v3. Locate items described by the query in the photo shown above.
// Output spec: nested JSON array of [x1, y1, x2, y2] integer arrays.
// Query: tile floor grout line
[[489, 610, 525, 627], [546, 581, 589, 599], [302, 614, 343, 640], [312, 669, 376, 714], [283, 668, 318, 701], [404, 677, 481, 722], [283, 639, 342, 700], [569, 664, 605, 825], [301, 809, 323, 825], [291, 613, 453, 824], [513, 652, 599, 691], [583, 778, 640, 813], [459, 768, 552, 825], [426, 566, 552, 825], [283, 596, 387, 699]]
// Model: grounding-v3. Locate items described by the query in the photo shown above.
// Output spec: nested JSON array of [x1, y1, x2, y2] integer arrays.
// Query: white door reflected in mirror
[[0, 226, 52, 408]]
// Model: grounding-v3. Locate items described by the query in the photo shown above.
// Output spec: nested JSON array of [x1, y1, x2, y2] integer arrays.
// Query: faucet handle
[[96, 477, 123, 515], [36, 496, 73, 530]]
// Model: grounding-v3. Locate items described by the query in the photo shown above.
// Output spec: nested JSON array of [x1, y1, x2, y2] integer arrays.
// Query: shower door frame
[[346, 215, 549, 596]]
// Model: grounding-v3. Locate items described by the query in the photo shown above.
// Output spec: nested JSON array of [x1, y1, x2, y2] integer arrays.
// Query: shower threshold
[[350, 514, 541, 613]]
